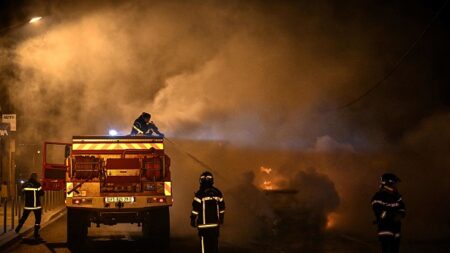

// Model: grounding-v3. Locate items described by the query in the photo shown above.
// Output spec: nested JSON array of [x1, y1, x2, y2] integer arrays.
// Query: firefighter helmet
[[30, 173, 38, 181], [200, 171, 214, 186], [142, 112, 151, 120], [380, 173, 400, 186]]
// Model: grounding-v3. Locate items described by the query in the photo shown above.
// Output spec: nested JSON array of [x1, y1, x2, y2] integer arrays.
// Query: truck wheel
[[142, 207, 170, 252], [67, 208, 88, 247]]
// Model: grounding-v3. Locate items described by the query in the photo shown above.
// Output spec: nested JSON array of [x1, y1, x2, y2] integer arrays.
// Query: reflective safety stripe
[[202, 198, 206, 224], [378, 231, 394, 236], [194, 197, 202, 203], [73, 142, 163, 150], [23, 187, 41, 191], [198, 224, 219, 228], [371, 200, 400, 207], [219, 210, 225, 214], [24, 206, 42, 210], [164, 182, 172, 196], [216, 202, 219, 219], [23, 186, 42, 208], [202, 196, 223, 202], [201, 236, 205, 253], [133, 125, 144, 134], [191, 210, 199, 215], [66, 182, 74, 197]]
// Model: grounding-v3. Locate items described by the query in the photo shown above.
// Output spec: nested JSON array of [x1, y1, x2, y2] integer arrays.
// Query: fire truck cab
[[42, 136, 172, 248]]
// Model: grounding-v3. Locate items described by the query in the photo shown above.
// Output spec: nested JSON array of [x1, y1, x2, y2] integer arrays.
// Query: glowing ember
[[326, 212, 338, 229], [263, 180, 273, 190], [260, 166, 272, 174], [258, 166, 290, 190], [260, 166, 275, 190]]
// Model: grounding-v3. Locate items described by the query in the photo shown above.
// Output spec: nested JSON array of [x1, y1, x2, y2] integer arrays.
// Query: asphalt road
[[3, 213, 253, 253], [4, 213, 449, 253]]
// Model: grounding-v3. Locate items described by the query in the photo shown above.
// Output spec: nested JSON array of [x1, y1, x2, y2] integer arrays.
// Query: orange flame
[[263, 180, 273, 190], [260, 166, 272, 174], [326, 212, 338, 229], [260, 166, 274, 190]]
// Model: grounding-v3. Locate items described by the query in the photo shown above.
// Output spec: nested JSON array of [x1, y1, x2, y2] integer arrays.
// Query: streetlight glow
[[109, 129, 118, 136], [29, 16, 42, 24]]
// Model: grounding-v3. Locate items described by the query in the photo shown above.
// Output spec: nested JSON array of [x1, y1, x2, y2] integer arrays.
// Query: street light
[[29, 16, 43, 24], [0, 16, 44, 33]]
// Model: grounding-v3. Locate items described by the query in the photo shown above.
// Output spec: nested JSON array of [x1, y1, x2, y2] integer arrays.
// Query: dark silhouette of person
[[15, 173, 44, 240], [130, 112, 164, 137], [372, 173, 406, 253], [190, 171, 225, 253]]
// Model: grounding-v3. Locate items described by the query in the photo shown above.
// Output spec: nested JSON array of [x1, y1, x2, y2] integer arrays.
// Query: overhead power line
[[338, 0, 449, 110]]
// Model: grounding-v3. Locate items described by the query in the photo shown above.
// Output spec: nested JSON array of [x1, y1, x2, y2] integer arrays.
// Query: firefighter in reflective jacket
[[371, 173, 406, 253], [191, 171, 225, 253], [15, 173, 44, 240], [130, 112, 164, 137]]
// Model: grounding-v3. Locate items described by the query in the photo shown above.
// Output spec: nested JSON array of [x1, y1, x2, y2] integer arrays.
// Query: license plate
[[104, 197, 135, 203]]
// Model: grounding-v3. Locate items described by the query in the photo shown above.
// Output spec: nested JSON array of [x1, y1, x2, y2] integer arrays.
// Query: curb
[[0, 207, 66, 251]]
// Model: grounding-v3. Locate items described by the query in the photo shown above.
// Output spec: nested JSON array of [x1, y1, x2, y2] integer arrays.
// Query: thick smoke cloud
[[8, 0, 388, 146], [2, 0, 449, 244]]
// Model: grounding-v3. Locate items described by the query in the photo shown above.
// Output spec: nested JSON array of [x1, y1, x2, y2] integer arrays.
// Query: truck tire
[[142, 207, 170, 252], [67, 208, 88, 247]]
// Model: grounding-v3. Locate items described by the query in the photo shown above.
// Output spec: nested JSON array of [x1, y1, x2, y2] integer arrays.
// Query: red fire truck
[[41, 136, 172, 248]]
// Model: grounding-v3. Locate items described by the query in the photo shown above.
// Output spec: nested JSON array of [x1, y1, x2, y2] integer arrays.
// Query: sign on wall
[[0, 122, 9, 136], [1, 114, 16, 131]]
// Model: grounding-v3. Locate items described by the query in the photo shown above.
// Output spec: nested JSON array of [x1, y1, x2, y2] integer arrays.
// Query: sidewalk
[[0, 205, 66, 249]]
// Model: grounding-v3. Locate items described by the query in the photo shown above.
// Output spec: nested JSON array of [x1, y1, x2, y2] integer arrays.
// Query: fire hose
[[164, 137, 225, 180]]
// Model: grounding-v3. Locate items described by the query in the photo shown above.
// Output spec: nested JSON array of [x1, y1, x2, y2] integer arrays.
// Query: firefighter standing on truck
[[15, 173, 44, 240], [130, 112, 164, 137], [191, 171, 225, 253], [371, 173, 406, 253]]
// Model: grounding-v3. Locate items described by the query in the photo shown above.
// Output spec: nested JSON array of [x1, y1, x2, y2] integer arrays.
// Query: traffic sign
[[1, 114, 16, 131]]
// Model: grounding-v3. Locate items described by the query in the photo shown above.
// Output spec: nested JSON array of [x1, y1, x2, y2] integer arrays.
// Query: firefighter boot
[[34, 225, 43, 241]]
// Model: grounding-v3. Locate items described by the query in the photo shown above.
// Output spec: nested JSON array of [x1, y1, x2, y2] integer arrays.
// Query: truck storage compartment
[[143, 156, 171, 181], [103, 158, 141, 192], [106, 158, 141, 183], [73, 156, 102, 179], [143, 157, 161, 180]]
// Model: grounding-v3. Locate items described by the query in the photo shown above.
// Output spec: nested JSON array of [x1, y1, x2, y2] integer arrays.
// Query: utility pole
[[9, 138, 16, 197], [0, 138, 3, 182], [1, 114, 17, 197]]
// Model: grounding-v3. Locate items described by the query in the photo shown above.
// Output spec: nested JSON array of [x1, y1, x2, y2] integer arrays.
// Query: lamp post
[[0, 16, 44, 34], [29, 16, 43, 24], [0, 16, 43, 197]]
